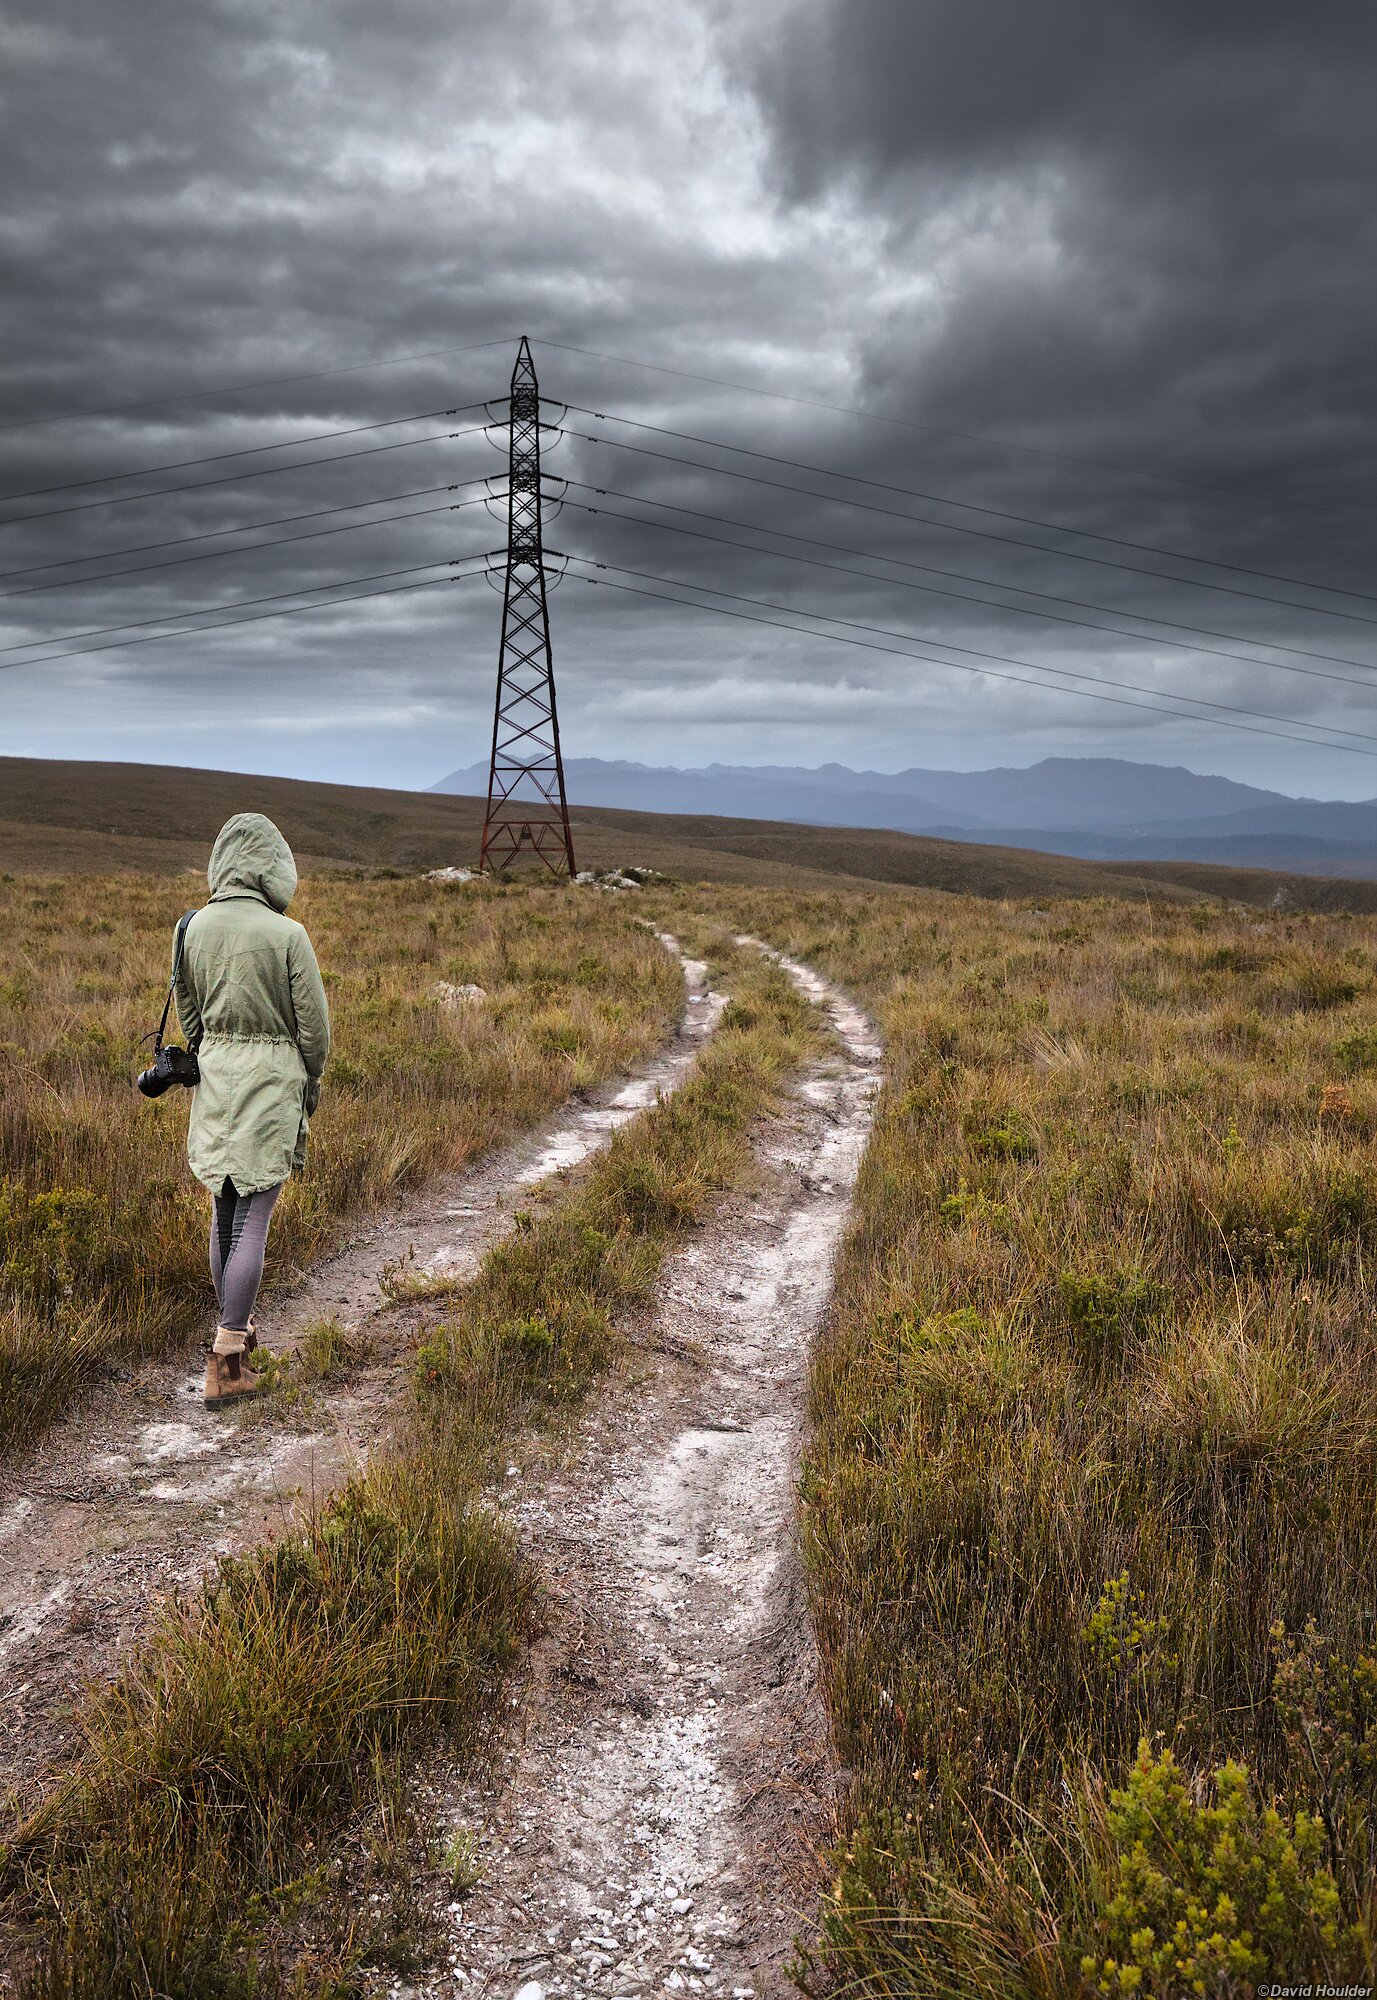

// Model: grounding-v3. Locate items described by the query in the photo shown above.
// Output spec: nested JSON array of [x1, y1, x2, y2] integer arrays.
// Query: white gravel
[[412, 947, 879, 2000]]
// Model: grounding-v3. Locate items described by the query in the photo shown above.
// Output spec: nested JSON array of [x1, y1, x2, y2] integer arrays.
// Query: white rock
[[436, 980, 487, 1007], [670, 1897, 694, 1915], [426, 867, 475, 882], [514, 1985, 545, 2000]]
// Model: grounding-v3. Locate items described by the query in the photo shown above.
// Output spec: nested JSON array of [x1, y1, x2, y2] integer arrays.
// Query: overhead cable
[[0, 548, 494, 662], [559, 494, 1377, 695], [564, 409, 1377, 617], [0, 555, 495, 674], [0, 402, 495, 508], [565, 557, 1377, 759], [0, 488, 499, 603], [0, 424, 492, 530], [535, 338, 1373, 525], [0, 339, 514, 434], [0, 480, 472, 585]]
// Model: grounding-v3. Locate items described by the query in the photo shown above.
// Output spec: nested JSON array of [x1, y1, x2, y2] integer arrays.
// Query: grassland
[[7, 753, 1377, 910], [3, 929, 818, 1996], [7, 760, 1377, 1995], [667, 882, 1377, 1996], [0, 869, 683, 1447]]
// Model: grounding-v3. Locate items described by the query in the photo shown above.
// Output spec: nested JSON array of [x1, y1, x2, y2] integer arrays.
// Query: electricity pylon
[[478, 337, 576, 878]]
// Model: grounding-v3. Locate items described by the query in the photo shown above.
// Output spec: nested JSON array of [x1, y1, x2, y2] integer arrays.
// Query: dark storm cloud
[[0, 0, 1373, 792], [756, 0, 1376, 525]]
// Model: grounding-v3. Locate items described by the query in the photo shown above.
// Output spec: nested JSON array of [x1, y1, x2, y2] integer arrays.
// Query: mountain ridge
[[431, 756, 1377, 876]]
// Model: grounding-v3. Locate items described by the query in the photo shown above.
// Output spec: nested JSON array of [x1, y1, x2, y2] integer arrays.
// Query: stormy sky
[[1, 0, 1373, 797]]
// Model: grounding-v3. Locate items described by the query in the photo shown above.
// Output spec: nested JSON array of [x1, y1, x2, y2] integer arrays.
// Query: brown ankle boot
[[204, 1327, 260, 1407], [244, 1313, 258, 1354]]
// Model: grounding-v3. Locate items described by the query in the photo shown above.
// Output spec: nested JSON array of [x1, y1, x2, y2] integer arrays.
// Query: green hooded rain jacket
[[174, 813, 330, 1195]]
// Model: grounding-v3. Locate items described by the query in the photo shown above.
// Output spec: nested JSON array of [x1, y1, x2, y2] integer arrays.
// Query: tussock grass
[[668, 885, 1377, 1996], [14, 1451, 524, 1999], [0, 873, 681, 1447], [4, 939, 816, 1995]]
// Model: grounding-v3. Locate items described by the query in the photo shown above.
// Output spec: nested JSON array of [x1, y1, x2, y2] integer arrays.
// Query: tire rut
[[0, 936, 724, 1798], [405, 944, 880, 2000]]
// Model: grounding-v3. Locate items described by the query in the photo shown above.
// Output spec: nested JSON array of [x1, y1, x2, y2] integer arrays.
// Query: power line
[[561, 494, 1377, 699], [0, 556, 495, 674], [565, 557, 1377, 759], [0, 552, 496, 662], [562, 426, 1377, 631], [0, 479, 472, 585], [572, 515, 1374, 717], [0, 336, 516, 436], [0, 401, 497, 508], [560, 482, 1376, 684], [0, 424, 493, 530], [564, 407, 1377, 616], [9, 525, 1368, 763], [536, 339, 1374, 525], [0, 488, 501, 604]]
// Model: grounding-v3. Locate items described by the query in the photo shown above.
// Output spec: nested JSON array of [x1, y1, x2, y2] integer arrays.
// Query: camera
[[136, 1044, 200, 1098]]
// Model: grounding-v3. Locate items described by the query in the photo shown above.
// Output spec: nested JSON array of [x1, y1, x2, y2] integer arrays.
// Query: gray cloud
[[756, 2, 1376, 521], [0, 0, 1373, 797]]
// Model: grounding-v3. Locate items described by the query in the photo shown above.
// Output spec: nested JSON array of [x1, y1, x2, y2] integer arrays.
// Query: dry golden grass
[[0, 870, 682, 1446], [11, 844, 1377, 1993], [672, 883, 1377, 1996], [3, 932, 818, 1997]]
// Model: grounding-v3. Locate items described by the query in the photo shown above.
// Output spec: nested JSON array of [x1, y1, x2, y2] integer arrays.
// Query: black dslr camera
[[137, 1042, 200, 1098], [136, 909, 201, 1098]]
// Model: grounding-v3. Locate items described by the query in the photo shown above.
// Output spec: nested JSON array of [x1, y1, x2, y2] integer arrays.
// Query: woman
[[174, 812, 330, 1407]]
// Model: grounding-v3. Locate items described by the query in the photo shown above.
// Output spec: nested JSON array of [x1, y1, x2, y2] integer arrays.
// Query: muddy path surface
[[0, 938, 724, 1797], [405, 946, 880, 2000]]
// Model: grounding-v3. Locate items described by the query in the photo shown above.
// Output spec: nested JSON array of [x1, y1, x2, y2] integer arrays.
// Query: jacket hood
[[207, 813, 298, 911]]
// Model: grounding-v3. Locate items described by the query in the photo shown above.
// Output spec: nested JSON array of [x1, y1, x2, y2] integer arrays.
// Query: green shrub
[[938, 1182, 1015, 1234], [966, 1117, 1038, 1162], [0, 1180, 102, 1319], [1060, 1269, 1168, 1364], [1272, 1621, 1377, 1904], [1333, 1026, 1377, 1074], [1080, 1745, 1352, 1996], [1082, 1572, 1177, 1679]]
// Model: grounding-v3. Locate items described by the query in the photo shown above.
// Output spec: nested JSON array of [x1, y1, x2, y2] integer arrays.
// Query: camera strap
[[155, 910, 198, 1052]]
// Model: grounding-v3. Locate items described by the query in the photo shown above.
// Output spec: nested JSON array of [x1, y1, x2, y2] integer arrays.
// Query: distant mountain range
[[431, 756, 1377, 878]]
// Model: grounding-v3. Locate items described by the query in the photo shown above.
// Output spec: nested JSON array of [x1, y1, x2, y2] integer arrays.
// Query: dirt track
[[403, 947, 880, 2000], [1, 939, 880, 2000], [0, 938, 724, 1799]]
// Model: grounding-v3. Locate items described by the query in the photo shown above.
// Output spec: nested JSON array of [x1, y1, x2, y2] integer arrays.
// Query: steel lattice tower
[[478, 337, 576, 878]]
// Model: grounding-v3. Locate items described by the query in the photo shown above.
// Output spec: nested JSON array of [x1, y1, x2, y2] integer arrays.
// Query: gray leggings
[[210, 1178, 283, 1332]]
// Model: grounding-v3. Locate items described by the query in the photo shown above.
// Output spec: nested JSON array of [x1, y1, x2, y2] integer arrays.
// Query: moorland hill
[[5, 754, 1377, 910]]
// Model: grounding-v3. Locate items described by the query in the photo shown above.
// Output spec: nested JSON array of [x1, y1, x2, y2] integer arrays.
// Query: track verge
[[402, 937, 881, 2000]]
